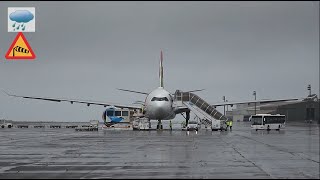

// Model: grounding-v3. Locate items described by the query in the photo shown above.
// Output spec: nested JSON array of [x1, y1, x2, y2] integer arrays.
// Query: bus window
[[265, 116, 285, 124], [265, 116, 271, 124], [122, 111, 129, 116], [279, 116, 285, 123], [107, 111, 114, 116], [280, 116, 286, 123], [251, 116, 263, 125], [115, 111, 121, 116]]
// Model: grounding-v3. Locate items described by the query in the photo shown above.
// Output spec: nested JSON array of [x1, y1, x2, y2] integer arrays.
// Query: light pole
[[223, 96, 226, 116], [226, 100, 228, 111], [307, 84, 311, 96], [253, 91, 256, 115]]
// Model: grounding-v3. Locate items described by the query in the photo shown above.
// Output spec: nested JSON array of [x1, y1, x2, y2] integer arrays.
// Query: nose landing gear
[[157, 120, 163, 130]]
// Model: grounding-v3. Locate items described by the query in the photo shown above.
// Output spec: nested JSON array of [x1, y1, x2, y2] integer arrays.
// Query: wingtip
[[116, 88, 125, 92], [188, 89, 206, 93]]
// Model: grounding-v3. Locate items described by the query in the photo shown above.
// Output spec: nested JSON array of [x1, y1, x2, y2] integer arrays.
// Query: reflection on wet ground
[[0, 122, 319, 179]]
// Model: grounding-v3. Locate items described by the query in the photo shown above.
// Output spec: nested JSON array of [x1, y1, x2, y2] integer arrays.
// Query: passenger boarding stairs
[[174, 90, 228, 129]]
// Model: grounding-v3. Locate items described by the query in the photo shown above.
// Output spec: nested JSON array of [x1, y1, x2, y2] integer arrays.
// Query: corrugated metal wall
[[276, 101, 319, 123]]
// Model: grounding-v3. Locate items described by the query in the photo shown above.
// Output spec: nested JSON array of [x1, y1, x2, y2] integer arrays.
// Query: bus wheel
[[267, 125, 270, 131]]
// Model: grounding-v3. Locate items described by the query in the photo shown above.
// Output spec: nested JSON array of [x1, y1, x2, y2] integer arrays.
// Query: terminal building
[[226, 94, 319, 124]]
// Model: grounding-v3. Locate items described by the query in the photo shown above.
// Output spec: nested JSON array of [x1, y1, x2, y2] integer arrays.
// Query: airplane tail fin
[[159, 50, 164, 88]]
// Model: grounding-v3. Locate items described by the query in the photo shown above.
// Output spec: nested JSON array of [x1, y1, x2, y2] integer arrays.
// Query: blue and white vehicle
[[102, 106, 132, 126]]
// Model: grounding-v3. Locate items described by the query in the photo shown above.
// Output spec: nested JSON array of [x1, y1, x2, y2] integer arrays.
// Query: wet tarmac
[[0, 121, 319, 179]]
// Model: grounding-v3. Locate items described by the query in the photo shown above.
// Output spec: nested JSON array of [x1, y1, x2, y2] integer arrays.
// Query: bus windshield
[[264, 116, 285, 124], [251, 116, 263, 125]]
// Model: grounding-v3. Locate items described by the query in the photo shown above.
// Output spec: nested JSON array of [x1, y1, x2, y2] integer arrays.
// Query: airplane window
[[107, 111, 114, 116], [151, 97, 169, 101], [122, 111, 129, 116], [115, 111, 121, 116]]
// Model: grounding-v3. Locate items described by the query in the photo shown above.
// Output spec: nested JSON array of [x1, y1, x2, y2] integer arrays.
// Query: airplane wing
[[184, 89, 205, 93], [2, 90, 142, 110], [210, 98, 301, 107]]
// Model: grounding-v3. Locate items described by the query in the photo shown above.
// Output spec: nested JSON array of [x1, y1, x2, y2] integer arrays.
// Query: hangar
[[226, 94, 319, 124]]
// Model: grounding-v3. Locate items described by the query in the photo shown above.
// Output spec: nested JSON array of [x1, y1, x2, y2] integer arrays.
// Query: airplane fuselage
[[144, 87, 176, 120]]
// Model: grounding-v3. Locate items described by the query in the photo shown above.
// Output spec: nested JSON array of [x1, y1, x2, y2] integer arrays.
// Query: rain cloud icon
[[10, 10, 34, 31]]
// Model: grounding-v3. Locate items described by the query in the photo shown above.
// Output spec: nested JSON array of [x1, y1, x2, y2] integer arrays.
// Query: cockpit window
[[151, 97, 169, 101]]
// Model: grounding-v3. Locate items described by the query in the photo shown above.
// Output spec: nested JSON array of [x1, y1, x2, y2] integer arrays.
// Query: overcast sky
[[0, 1, 319, 122]]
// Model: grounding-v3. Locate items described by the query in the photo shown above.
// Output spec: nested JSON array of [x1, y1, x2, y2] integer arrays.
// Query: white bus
[[250, 114, 286, 131]]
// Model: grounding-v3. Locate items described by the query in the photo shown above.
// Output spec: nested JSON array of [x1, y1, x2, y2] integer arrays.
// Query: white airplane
[[2, 51, 300, 129]]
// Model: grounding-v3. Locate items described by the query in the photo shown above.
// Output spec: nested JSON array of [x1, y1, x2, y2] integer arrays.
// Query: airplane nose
[[154, 105, 168, 119]]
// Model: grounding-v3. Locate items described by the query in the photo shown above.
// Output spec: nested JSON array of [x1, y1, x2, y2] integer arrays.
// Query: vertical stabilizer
[[159, 50, 164, 88]]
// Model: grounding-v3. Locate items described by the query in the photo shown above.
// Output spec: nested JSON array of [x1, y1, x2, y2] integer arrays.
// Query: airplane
[[1, 51, 300, 130]]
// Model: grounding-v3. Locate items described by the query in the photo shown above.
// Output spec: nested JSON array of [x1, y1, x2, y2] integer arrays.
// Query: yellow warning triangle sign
[[5, 32, 36, 60]]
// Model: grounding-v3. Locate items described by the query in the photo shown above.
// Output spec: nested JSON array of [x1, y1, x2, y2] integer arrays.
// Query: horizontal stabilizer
[[117, 88, 148, 95]]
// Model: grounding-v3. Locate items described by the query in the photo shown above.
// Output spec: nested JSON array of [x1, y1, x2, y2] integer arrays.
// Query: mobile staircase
[[174, 90, 228, 131]]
